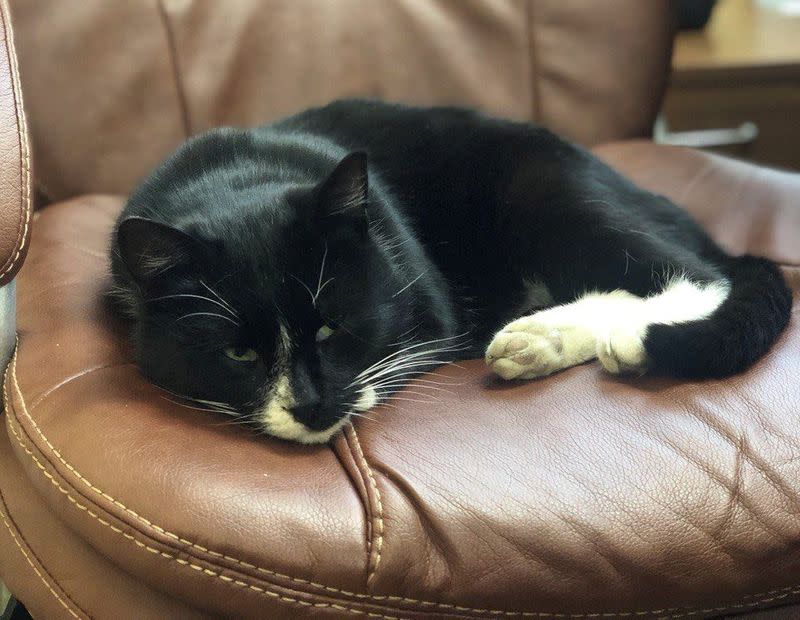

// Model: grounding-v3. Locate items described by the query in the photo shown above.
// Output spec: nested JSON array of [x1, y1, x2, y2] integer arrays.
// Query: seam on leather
[[0, 0, 32, 281], [4, 371, 411, 620], [7, 348, 800, 618], [526, 0, 541, 124], [333, 427, 373, 584], [345, 423, 385, 589], [156, 0, 191, 139], [0, 488, 85, 619]]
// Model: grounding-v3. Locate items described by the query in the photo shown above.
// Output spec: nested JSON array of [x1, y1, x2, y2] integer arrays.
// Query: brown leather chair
[[2, 1, 799, 618]]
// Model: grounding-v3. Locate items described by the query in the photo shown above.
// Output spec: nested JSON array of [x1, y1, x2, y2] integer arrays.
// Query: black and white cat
[[109, 100, 792, 444]]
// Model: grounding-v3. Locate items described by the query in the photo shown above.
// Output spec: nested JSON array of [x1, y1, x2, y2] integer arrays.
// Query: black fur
[[109, 99, 792, 438]]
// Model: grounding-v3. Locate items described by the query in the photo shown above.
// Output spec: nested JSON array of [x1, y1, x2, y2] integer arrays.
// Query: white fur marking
[[258, 374, 348, 444], [278, 324, 292, 364], [487, 278, 730, 379]]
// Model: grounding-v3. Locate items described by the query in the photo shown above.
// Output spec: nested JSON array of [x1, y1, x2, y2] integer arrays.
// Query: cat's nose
[[290, 400, 321, 424]]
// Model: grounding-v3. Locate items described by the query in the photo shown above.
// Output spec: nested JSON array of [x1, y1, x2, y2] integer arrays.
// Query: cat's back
[[269, 98, 525, 157]]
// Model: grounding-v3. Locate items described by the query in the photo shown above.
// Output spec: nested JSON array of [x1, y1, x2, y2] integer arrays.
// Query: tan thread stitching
[[0, 0, 32, 280], [7, 350, 800, 617], [348, 424, 385, 588], [0, 492, 82, 618], [3, 400, 406, 620], [8, 350, 471, 610]]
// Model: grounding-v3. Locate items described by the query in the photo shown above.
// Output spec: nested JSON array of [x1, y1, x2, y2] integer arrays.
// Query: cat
[[108, 99, 792, 444]]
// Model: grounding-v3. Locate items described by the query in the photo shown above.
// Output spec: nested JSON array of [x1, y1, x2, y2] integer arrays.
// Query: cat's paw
[[597, 326, 647, 375], [485, 318, 565, 380]]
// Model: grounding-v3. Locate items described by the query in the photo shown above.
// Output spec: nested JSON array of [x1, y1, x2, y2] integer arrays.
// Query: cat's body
[[110, 100, 792, 443]]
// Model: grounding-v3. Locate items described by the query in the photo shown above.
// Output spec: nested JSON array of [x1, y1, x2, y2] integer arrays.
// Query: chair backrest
[[11, 0, 674, 204]]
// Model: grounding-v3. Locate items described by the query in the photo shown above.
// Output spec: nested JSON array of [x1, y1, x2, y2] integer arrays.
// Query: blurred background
[[660, 0, 800, 170], [7, 0, 800, 209]]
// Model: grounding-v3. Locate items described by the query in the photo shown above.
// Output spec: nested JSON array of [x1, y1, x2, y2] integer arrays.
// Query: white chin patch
[[258, 374, 349, 444], [264, 408, 350, 444]]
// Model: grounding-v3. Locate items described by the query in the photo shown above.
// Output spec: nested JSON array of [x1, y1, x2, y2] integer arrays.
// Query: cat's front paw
[[597, 326, 647, 375], [485, 318, 565, 380]]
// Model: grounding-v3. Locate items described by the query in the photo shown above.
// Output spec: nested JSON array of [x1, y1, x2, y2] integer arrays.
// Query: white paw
[[597, 326, 647, 375], [485, 319, 565, 380]]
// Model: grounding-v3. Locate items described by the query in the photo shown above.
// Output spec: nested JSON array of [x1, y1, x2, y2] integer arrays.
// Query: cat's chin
[[260, 408, 351, 445], [256, 374, 363, 444]]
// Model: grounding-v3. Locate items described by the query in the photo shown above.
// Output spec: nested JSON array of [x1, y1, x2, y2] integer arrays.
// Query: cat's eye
[[315, 324, 336, 342], [224, 346, 259, 362]]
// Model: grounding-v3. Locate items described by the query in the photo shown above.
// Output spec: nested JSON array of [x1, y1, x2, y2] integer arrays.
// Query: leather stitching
[[5, 349, 800, 617], [0, 488, 84, 618], [0, 0, 31, 281], [4, 363, 408, 620], [346, 423, 385, 588]]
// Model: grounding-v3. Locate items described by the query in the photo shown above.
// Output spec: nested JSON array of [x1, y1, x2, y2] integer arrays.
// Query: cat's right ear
[[116, 217, 200, 284]]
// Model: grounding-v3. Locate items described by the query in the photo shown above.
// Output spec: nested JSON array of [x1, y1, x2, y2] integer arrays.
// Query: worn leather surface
[[0, 410, 213, 620], [9, 0, 673, 203], [0, 0, 30, 285], [3, 143, 799, 618]]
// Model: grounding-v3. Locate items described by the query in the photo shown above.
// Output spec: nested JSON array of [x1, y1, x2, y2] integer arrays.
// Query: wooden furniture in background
[[661, 0, 800, 170]]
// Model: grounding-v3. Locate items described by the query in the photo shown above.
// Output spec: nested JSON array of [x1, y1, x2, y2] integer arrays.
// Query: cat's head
[[113, 134, 457, 443]]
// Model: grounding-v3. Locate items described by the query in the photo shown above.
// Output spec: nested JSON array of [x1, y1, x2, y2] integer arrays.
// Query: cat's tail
[[644, 255, 793, 379]]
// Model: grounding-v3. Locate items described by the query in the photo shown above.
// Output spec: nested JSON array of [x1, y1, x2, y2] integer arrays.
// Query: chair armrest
[[0, 0, 30, 289], [0, 0, 30, 374]]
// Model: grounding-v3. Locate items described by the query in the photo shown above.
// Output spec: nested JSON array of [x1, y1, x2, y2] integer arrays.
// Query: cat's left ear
[[316, 152, 369, 237], [116, 217, 203, 285]]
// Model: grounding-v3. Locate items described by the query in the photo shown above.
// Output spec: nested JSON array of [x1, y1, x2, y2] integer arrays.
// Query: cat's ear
[[317, 152, 369, 237], [116, 217, 201, 284]]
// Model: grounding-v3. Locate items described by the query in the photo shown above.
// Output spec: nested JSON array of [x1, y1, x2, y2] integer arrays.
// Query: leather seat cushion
[[3, 142, 800, 618]]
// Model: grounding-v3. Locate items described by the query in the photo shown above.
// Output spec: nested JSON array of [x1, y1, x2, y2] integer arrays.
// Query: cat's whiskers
[[175, 311, 241, 326], [159, 395, 238, 417], [366, 381, 456, 396], [194, 397, 238, 412], [351, 332, 470, 384], [289, 274, 317, 306], [353, 347, 470, 387], [392, 271, 426, 298], [363, 368, 466, 389], [345, 410, 376, 422], [373, 392, 439, 406], [199, 280, 240, 318], [314, 242, 332, 302], [148, 292, 240, 321], [290, 243, 335, 309], [155, 385, 237, 413], [388, 323, 421, 347], [377, 388, 442, 402], [357, 369, 460, 387], [349, 359, 444, 391], [347, 335, 472, 412], [384, 376, 463, 388], [161, 396, 228, 414]]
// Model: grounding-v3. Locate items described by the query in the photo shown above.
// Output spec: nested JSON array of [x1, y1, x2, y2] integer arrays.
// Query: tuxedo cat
[[109, 100, 791, 444]]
